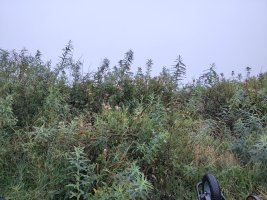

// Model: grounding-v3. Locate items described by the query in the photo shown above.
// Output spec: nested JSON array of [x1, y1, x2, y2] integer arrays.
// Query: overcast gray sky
[[0, 0, 266, 81]]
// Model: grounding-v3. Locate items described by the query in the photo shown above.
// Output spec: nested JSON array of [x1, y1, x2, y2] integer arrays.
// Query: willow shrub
[[0, 46, 267, 199]]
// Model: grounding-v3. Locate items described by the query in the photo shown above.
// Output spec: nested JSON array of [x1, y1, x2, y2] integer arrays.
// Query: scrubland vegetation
[[0, 42, 266, 199]]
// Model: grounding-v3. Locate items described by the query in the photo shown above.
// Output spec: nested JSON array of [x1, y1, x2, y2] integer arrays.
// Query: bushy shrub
[[0, 45, 266, 199]]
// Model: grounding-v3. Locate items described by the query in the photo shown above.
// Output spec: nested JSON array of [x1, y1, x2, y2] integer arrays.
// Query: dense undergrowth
[[0, 42, 266, 199]]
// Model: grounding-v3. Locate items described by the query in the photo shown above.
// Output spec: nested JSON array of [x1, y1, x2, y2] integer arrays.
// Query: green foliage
[[250, 134, 267, 164], [90, 163, 153, 200], [0, 95, 17, 129], [198, 63, 219, 87], [38, 86, 70, 126], [0, 45, 267, 199], [172, 55, 186, 88], [66, 146, 96, 200]]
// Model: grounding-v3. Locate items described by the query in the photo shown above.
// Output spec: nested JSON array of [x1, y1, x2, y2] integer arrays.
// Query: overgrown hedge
[[0, 42, 266, 199]]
